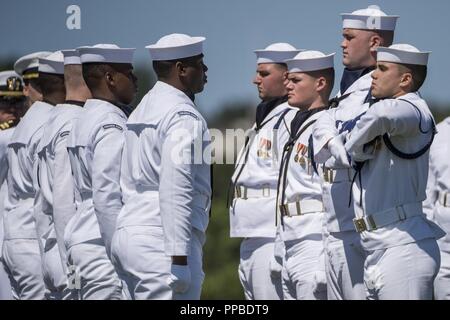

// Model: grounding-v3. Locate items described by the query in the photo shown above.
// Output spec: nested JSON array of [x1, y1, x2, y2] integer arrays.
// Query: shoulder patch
[[102, 124, 123, 131], [59, 130, 70, 138], [177, 111, 199, 120]]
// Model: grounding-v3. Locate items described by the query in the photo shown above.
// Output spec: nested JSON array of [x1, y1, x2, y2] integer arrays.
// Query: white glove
[[269, 255, 283, 279], [327, 133, 350, 167], [167, 264, 191, 294]]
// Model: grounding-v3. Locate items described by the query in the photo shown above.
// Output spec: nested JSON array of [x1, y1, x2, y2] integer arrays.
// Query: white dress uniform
[[230, 100, 294, 300], [0, 127, 14, 300], [277, 109, 328, 300], [345, 89, 443, 299], [229, 43, 300, 300], [111, 80, 211, 300], [65, 98, 125, 300], [424, 117, 450, 299], [312, 72, 371, 300], [3, 101, 53, 299], [36, 102, 83, 300], [275, 50, 335, 300]]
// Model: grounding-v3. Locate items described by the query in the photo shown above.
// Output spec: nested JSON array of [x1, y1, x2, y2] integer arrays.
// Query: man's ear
[[369, 34, 382, 52], [400, 72, 413, 91], [316, 76, 326, 93], [175, 61, 187, 76], [105, 71, 114, 86]]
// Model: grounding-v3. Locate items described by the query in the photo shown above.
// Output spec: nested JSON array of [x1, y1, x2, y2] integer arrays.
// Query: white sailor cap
[[377, 44, 430, 66], [146, 33, 205, 61], [78, 44, 136, 64], [14, 51, 52, 79], [341, 5, 398, 31], [39, 51, 64, 75], [0, 71, 24, 98], [254, 43, 301, 64], [286, 50, 335, 73], [62, 49, 81, 65]]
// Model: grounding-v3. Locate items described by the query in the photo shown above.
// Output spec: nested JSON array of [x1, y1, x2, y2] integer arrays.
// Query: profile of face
[[253, 63, 287, 101], [341, 28, 377, 69], [181, 55, 208, 95], [0, 108, 16, 123], [108, 64, 138, 105], [371, 61, 409, 99], [23, 81, 43, 106], [286, 72, 320, 108]]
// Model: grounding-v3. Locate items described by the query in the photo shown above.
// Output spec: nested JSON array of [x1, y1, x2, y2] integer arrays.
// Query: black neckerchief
[[340, 66, 375, 95], [255, 96, 288, 131], [91, 97, 134, 118], [289, 106, 328, 142], [65, 100, 85, 107]]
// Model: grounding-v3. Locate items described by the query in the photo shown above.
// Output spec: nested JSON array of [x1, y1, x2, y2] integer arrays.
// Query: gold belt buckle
[[353, 218, 367, 233], [324, 168, 334, 183]]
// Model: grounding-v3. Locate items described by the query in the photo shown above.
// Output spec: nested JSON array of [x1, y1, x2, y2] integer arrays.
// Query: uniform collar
[[255, 95, 288, 130], [153, 81, 195, 104], [84, 98, 127, 118]]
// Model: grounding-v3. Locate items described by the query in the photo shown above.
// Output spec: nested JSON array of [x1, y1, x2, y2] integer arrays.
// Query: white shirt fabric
[[312, 72, 373, 233], [3, 101, 53, 240], [229, 102, 296, 238], [116, 81, 211, 256], [65, 99, 126, 252], [278, 110, 326, 241], [36, 103, 83, 265], [345, 92, 444, 251]]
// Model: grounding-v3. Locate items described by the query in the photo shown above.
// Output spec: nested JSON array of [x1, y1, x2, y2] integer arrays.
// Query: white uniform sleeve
[[52, 133, 76, 265], [92, 122, 125, 255], [160, 110, 203, 256], [312, 109, 338, 163], [345, 100, 426, 161], [423, 155, 438, 222]]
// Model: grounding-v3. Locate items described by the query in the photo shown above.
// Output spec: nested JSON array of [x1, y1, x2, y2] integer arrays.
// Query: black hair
[[152, 54, 203, 78]]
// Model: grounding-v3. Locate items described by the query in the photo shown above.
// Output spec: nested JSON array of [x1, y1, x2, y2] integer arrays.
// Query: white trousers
[[42, 239, 72, 300], [435, 237, 450, 300], [238, 237, 283, 300], [2, 239, 45, 299], [325, 232, 366, 300], [364, 238, 440, 300], [67, 240, 124, 300], [282, 237, 327, 300], [0, 258, 12, 300], [111, 225, 205, 300]]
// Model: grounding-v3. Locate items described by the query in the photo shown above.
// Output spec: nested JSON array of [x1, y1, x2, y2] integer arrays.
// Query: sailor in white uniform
[[14, 51, 52, 108], [344, 44, 444, 299], [424, 120, 450, 300], [0, 70, 27, 300], [65, 44, 137, 299], [229, 43, 299, 300], [3, 52, 58, 299], [276, 51, 335, 300], [30, 52, 70, 300], [36, 49, 91, 299], [111, 33, 210, 300], [312, 5, 398, 300]]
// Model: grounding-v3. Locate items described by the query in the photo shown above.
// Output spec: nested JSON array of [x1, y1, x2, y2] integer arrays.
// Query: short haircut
[[374, 30, 394, 47], [307, 68, 335, 97], [82, 62, 131, 91], [64, 64, 86, 89], [152, 54, 203, 78], [35, 72, 65, 97], [399, 63, 427, 92]]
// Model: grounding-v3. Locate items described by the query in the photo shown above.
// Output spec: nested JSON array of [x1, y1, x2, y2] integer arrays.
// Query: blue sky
[[2, 0, 449, 116]]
